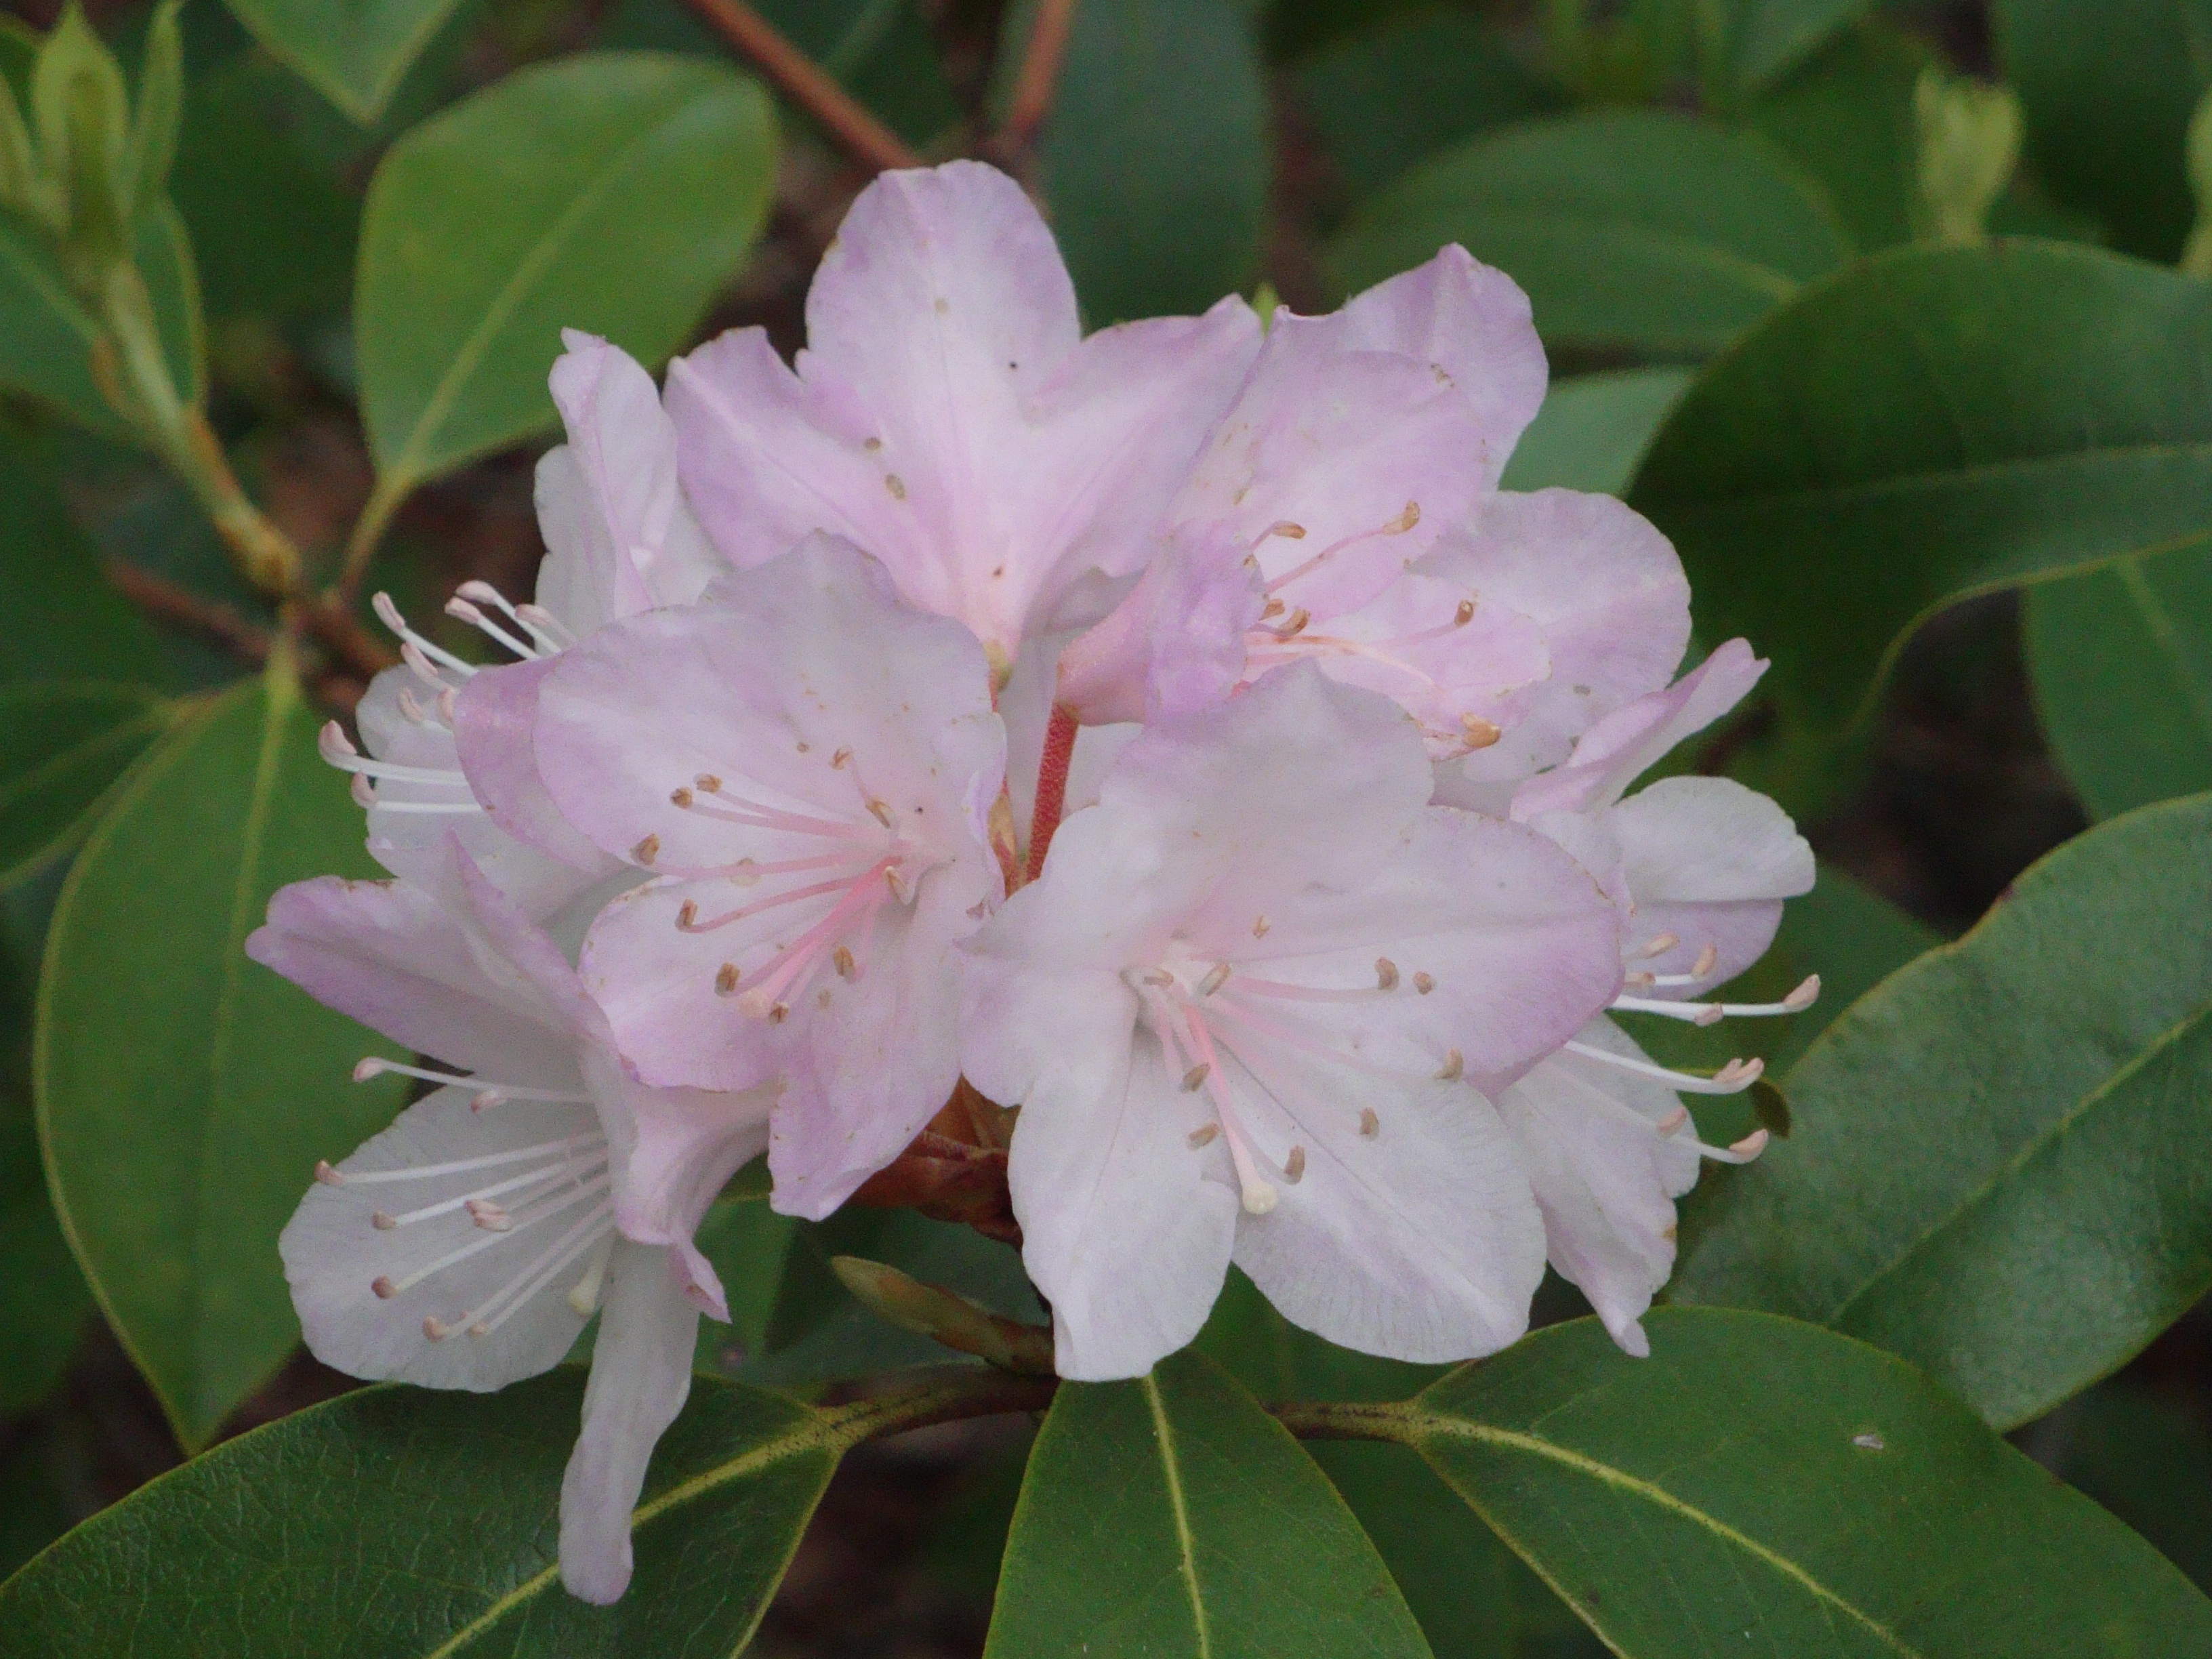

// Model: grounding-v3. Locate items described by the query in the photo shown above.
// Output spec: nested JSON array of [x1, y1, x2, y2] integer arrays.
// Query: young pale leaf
[[0, 682, 175, 884], [1019, 0, 1267, 324], [0, 1371, 846, 1654], [1993, 0, 2210, 260], [1630, 242, 2212, 740], [1329, 110, 1851, 356], [1674, 794, 2212, 1429], [354, 52, 775, 508], [125, 0, 182, 209], [35, 668, 409, 1448], [0, 197, 202, 436], [1399, 1309, 2212, 1656], [220, 0, 468, 123], [986, 1349, 1435, 1659], [2026, 548, 2212, 819]]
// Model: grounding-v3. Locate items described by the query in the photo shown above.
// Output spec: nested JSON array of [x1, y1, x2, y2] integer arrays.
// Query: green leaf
[[1329, 110, 1851, 357], [35, 665, 410, 1447], [1629, 242, 2212, 741], [1019, 0, 1268, 323], [0, 195, 202, 437], [0, 435, 167, 689], [1292, 11, 1561, 198], [1992, 0, 2210, 260], [1399, 1308, 2212, 1656], [0, 681, 174, 883], [1499, 367, 1693, 497], [2035, 1376, 2212, 1595], [985, 1348, 1434, 1659], [220, 0, 467, 123], [354, 52, 775, 507], [0, 1370, 849, 1654], [1745, 23, 1928, 252], [1673, 794, 2212, 1429], [2026, 546, 2212, 819], [1707, 0, 1877, 102]]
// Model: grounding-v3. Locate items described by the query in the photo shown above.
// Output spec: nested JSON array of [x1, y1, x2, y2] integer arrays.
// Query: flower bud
[[830, 1255, 1056, 1375], [31, 4, 133, 270], [1913, 66, 2022, 247]]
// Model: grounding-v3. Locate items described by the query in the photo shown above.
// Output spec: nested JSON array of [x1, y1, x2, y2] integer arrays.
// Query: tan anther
[[1375, 958, 1399, 990], [314, 1159, 343, 1186], [868, 798, 895, 828], [833, 945, 857, 980], [767, 1002, 790, 1025], [1181, 1063, 1211, 1092], [632, 834, 660, 865], [1252, 914, 1271, 938], [1197, 962, 1231, 996], [1436, 1049, 1464, 1082], [714, 963, 739, 996], [423, 1317, 451, 1341], [731, 859, 760, 888], [1692, 943, 1719, 979], [863, 436, 882, 451], [832, 747, 853, 769], [670, 786, 694, 808], [695, 773, 722, 792], [676, 901, 699, 930], [1453, 599, 1475, 626], [1460, 715, 1502, 750], [371, 1211, 397, 1231], [1274, 607, 1311, 640], [817, 989, 834, 1009], [1412, 971, 1435, 995], [371, 1275, 397, 1299], [886, 474, 907, 500], [1261, 596, 1286, 619], [1269, 520, 1307, 539], [1188, 1123, 1221, 1149], [1142, 968, 1175, 986], [1358, 1108, 1380, 1139], [1387, 500, 1420, 533], [1284, 1146, 1307, 1183]]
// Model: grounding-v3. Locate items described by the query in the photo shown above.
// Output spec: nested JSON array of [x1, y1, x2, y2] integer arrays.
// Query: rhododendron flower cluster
[[250, 161, 1813, 1603]]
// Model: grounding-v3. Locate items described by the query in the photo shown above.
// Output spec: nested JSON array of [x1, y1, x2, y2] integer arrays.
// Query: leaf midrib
[[378, 75, 719, 489], [1142, 1372, 1214, 1658], [1822, 998, 2212, 1334], [1409, 1414, 1921, 1657]]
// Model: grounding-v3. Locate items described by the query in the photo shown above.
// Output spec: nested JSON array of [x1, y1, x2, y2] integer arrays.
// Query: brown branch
[[682, 0, 921, 173], [106, 560, 270, 663], [996, 0, 1079, 160], [302, 594, 398, 683]]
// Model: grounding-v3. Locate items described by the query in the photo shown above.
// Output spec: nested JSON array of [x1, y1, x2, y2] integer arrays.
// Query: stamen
[[328, 1128, 603, 1185], [678, 872, 875, 933], [1437, 1050, 1463, 1081], [1412, 971, 1435, 994], [1460, 714, 1502, 750], [1692, 944, 1719, 978], [1181, 1063, 1211, 1091], [1196, 962, 1231, 997], [1563, 1042, 1765, 1095], [1282, 1145, 1307, 1183], [444, 596, 539, 661], [1358, 1108, 1380, 1138], [1636, 933, 1680, 959], [1234, 975, 1395, 1004], [1251, 915, 1270, 939], [373, 593, 478, 678], [350, 1057, 590, 1103], [381, 1178, 610, 1299], [455, 582, 567, 653], [1265, 501, 1420, 593], [1187, 1123, 1220, 1149], [1374, 958, 1399, 990], [318, 723, 471, 787], [1610, 995, 1728, 1027]]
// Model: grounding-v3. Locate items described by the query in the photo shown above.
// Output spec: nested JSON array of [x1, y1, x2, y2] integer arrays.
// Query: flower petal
[[451, 657, 625, 880], [1229, 1054, 1545, 1363], [247, 869, 578, 1088], [280, 1085, 601, 1389], [1054, 522, 1263, 726], [1317, 244, 1547, 489], [559, 1241, 699, 1605], [1612, 775, 1813, 987]]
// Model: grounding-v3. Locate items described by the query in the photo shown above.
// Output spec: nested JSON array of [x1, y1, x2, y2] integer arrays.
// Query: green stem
[[333, 472, 411, 606]]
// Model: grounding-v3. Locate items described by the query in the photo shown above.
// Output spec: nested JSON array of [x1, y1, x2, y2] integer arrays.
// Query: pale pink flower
[[1496, 639, 1818, 1355], [959, 666, 1623, 1380], [250, 840, 775, 1603], [531, 537, 1006, 1220], [325, 331, 726, 917]]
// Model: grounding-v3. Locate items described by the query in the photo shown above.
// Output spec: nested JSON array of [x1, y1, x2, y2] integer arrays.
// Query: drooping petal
[[1512, 639, 1767, 821], [558, 1240, 699, 1605], [247, 872, 580, 1090], [1495, 1019, 1699, 1358], [450, 657, 625, 881], [1612, 775, 1813, 987], [1310, 244, 1548, 488], [1227, 1052, 1545, 1364], [536, 330, 725, 632], [1432, 489, 1692, 786], [281, 1085, 604, 1390]]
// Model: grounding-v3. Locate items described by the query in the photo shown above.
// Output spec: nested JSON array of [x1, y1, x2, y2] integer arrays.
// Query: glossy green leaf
[[1707, 0, 1877, 102], [1630, 243, 2212, 739], [0, 682, 174, 883], [986, 1347, 1433, 1659], [1674, 794, 2212, 1429], [220, 0, 466, 123], [0, 197, 203, 439], [1399, 1308, 2212, 1656], [1993, 0, 2209, 260], [1329, 110, 1851, 356], [355, 52, 775, 504], [1021, 0, 1268, 323], [0, 1370, 850, 1654], [1292, 11, 1560, 197], [2026, 546, 2212, 819], [35, 667, 409, 1447], [1499, 367, 1693, 497], [1745, 23, 1927, 252]]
